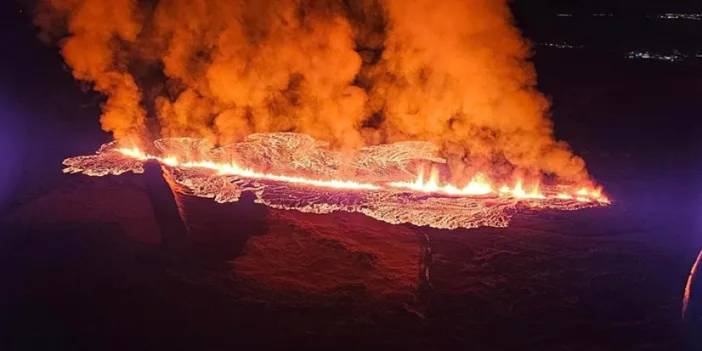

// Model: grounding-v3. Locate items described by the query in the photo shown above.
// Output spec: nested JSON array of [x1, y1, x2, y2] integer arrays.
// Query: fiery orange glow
[[42, 0, 612, 229], [117, 147, 382, 191], [116, 147, 608, 204], [62, 135, 611, 229], [388, 165, 610, 202], [38, 0, 598, 189], [389, 168, 493, 196]]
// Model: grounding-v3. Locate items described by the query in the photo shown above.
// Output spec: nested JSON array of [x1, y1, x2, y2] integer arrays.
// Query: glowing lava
[[389, 168, 493, 196], [117, 147, 382, 191], [115, 147, 608, 203], [62, 134, 610, 230]]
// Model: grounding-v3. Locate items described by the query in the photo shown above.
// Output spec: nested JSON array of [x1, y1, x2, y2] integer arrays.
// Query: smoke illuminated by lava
[[37, 0, 598, 188]]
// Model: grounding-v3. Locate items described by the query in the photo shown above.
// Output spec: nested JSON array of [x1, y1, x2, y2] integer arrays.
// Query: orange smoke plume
[[35, 0, 147, 144], [368, 0, 589, 183], [35, 0, 595, 185]]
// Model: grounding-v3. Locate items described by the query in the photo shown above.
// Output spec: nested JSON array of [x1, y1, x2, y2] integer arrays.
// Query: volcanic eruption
[[37, 0, 609, 229]]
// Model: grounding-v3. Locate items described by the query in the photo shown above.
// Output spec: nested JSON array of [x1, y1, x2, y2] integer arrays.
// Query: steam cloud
[[35, 0, 591, 184]]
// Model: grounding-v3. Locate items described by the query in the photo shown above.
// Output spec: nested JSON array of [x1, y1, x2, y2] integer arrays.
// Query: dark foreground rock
[[0, 171, 695, 350]]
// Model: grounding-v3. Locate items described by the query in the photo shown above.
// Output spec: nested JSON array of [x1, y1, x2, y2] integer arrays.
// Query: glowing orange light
[[117, 147, 382, 191], [114, 147, 610, 204], [389, 167, 494, 196]]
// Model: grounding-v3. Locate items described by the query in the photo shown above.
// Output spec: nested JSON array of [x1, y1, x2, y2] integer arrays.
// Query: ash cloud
[[35, 0, 591, 184]]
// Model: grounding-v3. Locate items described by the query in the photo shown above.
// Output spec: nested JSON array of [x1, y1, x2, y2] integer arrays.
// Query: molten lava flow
[[115, 146, 607, 203], [116, 147, 382, 191], [504, 180, 545, 200], [388, 166, 608, 203], [63, 133, 609, 230], [389, 168, 493, 196]]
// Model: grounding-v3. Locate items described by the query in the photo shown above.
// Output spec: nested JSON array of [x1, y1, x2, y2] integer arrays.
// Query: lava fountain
[[63, 133, 609, 230]]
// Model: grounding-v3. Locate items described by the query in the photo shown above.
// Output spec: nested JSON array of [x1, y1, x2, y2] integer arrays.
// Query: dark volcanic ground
[[1, 170, 694, 350], [2, 1, 702, 350]]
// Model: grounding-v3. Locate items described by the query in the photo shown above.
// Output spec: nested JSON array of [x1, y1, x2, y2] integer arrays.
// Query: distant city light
[[538, 42, 584, 49], [625, 51, 687, 63], [656, 13, 702, 21]]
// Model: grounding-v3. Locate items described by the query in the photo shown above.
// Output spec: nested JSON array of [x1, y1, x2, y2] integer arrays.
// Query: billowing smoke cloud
[[367, 0, 588, 183], [35, 0, 591, 184], [35, 0, 147, 144]]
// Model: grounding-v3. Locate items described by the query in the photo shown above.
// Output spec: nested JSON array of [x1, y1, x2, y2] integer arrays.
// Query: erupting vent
[[64, 133, 608, 230]]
